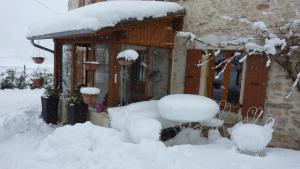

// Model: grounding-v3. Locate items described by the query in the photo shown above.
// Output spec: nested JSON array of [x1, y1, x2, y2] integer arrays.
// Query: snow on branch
[[177, 18, 300, 98], [286, 72, 300, 98], [176, 31, 217, 48]]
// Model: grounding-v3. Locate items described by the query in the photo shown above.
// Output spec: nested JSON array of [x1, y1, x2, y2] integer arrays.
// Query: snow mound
[[38, 122, 125, 158], [126, 118, 162, 143], [208, 129, 223, 142], [229, 122, 273, 153], [108, 100, 173, 142], [117, 49, 139, 61], [27, 1, 184, 38], [157, 94, 219, 122]]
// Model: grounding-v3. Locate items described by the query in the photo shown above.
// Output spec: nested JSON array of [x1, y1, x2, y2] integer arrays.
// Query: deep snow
[[0, 89, 300, 169]]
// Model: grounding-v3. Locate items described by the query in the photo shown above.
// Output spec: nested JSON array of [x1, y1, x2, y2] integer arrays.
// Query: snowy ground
[[0, 89, 300, 169]]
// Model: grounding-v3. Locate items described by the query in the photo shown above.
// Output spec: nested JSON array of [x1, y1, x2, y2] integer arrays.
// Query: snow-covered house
[[27, 0, 300, 149]]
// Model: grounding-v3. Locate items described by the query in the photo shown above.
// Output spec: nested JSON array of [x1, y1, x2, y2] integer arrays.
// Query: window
[[149, 48, 170, 99], [94, 44, 109, 105], [208, 50, 243, 111]]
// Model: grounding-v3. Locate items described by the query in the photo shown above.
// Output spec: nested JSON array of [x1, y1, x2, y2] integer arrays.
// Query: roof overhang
[[26, 1, 185, 40], [27, 29, 95, 40]]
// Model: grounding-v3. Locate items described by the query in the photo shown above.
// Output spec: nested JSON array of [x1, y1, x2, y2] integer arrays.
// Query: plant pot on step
[[80, 87, 101, 106], [41, 96, 59, 124], [67, 102, 88, 125], [32, 57, 45, 64], [32, 78, 44, 88]]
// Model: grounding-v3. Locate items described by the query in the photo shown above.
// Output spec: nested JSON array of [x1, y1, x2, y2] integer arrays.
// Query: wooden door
[[130, 50, 148, 102], [184, 49, 202, 94], [242, 55, 268, 117]]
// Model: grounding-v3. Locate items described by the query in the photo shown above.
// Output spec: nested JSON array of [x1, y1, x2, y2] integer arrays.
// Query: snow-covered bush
[[15, 74, 28, 89], [0, 69, 17, 89]]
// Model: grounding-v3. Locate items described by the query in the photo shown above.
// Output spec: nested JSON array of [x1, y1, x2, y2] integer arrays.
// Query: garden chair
[[199, 100, 231, 137]]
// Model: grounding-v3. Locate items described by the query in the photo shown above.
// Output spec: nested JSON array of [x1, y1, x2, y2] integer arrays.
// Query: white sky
[[0, 0, 68, 70]]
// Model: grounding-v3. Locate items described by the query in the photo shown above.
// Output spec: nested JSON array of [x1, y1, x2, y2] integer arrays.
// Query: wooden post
[[107, 33, 121, 107], [54, 40, 62, 93]]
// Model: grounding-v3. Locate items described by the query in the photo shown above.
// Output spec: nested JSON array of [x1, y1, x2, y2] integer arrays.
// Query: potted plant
[[80, 87, 100, 106], [84, 61, 99, 71], [117, 58, 132, 66], [117, 49, 139, 66], [32, 57, 45, 64], [41, 87, 59, 124], [31, 70, 44, 88], [67, 95, 88, 125]]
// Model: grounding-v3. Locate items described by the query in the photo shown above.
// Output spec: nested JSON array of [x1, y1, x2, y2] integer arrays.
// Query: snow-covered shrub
[[15, 74, 28, 89], [0, 69, 16, 89]]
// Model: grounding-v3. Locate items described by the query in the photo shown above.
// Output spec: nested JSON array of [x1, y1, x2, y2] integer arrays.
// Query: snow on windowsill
[[84, 61, 99, 64]]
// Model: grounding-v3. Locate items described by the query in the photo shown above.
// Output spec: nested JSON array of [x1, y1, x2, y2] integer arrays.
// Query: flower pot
[[82, 94, 98, 106], [41, 96, 59, 124], [84, 62, 99, 71], [32, 57, 45, 64], [67, 103, 88, 125], [118, 58, 132, 66], [32, 78, 44, 88]]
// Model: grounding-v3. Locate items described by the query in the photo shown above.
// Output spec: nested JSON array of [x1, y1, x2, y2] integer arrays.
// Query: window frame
[[206, 50, 242, 112]]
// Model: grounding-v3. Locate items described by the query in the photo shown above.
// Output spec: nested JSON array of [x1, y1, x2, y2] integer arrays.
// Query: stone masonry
[[172, 0, 300, 149]]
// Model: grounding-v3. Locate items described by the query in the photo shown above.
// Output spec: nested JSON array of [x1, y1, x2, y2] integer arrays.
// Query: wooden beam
[[53, 40, 62, 93], [107, 33, 122, 107]]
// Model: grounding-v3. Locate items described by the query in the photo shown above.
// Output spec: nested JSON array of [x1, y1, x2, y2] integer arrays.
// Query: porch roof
[[26, 1, 185, 40]]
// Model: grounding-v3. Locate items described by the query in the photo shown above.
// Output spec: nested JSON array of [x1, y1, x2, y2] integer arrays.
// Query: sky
[[0, 0, 68, 71]]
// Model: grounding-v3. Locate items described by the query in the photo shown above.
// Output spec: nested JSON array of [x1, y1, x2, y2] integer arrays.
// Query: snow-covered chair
[[229, 117, 275, 155], [243, 106, 264, 124], [200, 100, 231, 137]]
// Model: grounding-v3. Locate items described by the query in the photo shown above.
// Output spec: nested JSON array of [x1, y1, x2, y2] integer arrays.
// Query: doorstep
[[88, 108, 110, 127]]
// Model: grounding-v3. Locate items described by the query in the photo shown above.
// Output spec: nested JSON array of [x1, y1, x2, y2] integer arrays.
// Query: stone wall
[[172, 0, 300, 149], [265, 62, 300, 149]]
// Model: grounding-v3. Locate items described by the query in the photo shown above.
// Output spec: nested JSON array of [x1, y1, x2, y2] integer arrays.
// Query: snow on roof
[[27, 1, 184, 39]]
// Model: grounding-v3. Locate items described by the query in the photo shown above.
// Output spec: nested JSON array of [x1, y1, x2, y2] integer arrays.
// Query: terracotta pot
[[32, 78, 44, 88], [118, 58, 132, 66], [84, 63, 99, 71], [82, 94, 98, 106], [32, 57, 45, 64]]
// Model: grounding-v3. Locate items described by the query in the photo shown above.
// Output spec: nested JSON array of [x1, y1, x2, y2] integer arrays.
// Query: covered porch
[[26, 1, 185, 124]]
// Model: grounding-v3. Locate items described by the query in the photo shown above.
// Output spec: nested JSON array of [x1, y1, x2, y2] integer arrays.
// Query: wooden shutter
[[184, 49, 202, 94], [242, 55, 268, 117]]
